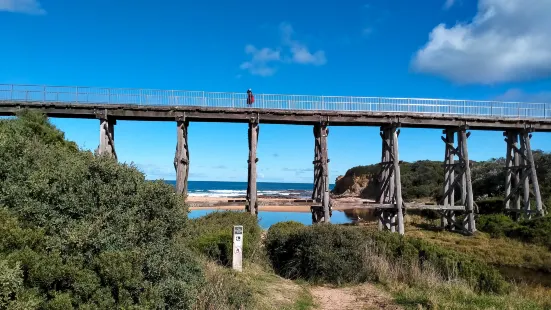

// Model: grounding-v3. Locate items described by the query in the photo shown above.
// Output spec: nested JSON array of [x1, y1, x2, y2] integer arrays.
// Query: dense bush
[[0, 112, 205, 309], [265, 221, 305, 272], [266, 222, 508, 293], [478, 214, 551, 250], [187, 211, 262, 266], [477, 198, 506, 215]]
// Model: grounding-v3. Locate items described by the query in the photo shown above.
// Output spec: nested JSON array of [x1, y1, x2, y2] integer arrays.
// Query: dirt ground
[[310, 284, 402, 310]]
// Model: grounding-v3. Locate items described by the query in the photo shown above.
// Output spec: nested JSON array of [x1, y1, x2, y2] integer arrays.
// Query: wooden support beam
[[391, 127, 404, 235], [312, 124, 322, 201], [503, 130, 544, 219], [174, 119, 189, 195], [519, 133, 531, 217], [523, 131, 544, 216], [98, 118, 117, 159], [504, 131, 515, 211], [320, 124, 331, 223], [460, 129, 476, 233], [377, 125, 404, 234], [311, 123, 332, 224], [247, 121, 259, 215], [441, 129, 455, 229]]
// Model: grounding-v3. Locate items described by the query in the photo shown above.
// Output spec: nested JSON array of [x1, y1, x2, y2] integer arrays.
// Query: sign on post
[[232, 225, 243, 272]]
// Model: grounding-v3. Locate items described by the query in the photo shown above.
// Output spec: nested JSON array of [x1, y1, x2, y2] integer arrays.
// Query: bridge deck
[[2, 101, 551, 130], [1, 83, 551, 130]]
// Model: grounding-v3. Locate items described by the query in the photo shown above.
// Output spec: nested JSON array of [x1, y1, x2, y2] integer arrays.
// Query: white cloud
[[239, 45, 281, 77], [0, 0, 45, 15], [240, 22, 326, 76], [443, 0, 456, 10], [280, 22, 327, 66], [412, 0, 551, 84]]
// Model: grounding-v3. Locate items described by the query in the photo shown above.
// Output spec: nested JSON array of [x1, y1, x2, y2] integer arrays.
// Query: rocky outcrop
[[332, 173, 377, 199]]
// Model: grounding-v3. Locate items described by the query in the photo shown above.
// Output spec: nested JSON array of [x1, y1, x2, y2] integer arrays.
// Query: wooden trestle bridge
[[1, 84, 550, 235]]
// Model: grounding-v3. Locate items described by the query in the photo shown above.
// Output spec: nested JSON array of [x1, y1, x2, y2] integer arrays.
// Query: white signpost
[[232, 225, 243, 272]]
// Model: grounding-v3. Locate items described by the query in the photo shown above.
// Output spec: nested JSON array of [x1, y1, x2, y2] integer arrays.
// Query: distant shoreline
[[187, 196, 368, 213]]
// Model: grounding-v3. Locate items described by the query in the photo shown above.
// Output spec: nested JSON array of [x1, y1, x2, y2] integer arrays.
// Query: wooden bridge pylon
[[98, 117, 117, 159], [246, 120, 259, 215], [174, 117, 190, 196], [439, 127, 476, 234], [503, 129, 545, 218], [311, 123, 331, 224], [376, 124, 405, 235]]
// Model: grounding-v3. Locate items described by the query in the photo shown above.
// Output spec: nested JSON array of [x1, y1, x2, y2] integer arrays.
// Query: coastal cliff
[[331, 166, 379, 199]]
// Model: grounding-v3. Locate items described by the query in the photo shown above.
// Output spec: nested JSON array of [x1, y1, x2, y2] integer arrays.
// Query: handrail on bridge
[[0, 84, 549, 120]]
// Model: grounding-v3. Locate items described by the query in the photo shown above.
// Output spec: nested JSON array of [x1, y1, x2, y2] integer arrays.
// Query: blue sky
[[2, 0, 551, 182]]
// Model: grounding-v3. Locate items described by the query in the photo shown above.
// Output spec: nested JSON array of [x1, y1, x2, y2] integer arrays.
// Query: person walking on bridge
[[246, 89, 255, 106]]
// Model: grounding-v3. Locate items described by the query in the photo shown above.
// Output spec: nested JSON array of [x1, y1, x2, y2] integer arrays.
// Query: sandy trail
[[310, 284, 402, 310]]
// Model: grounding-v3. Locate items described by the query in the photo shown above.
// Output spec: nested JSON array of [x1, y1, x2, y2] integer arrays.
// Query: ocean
[[162, 180, 347, 228], [163, 180, 335, 199]]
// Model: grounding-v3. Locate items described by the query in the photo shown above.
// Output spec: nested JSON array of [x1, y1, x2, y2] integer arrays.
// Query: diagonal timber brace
[[311, 123, 331, 224], [503, 130, 544, 218], [439, 127, 476, 234], [376, 125, 404, 235]]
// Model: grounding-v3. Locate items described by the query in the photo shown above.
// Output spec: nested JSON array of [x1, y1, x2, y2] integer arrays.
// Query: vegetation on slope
[[337, 152, 551, 205], [266, 222, 506, 293], [0, 111, 206, 308], [266, 222, 551, 309]]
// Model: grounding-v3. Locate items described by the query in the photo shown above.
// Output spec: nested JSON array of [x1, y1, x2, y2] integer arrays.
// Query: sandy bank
[[187, 196, 373, 212]]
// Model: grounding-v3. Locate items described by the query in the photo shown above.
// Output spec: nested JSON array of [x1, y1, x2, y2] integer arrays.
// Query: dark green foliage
[[343, 165, 379, 178], [0, 112, 204, 309], [477, 198, 506, 215], [478, 215, 551, 250], [265, 221, 305, 272], [187, 211, 262, 266], [266, 222, 508, 293]]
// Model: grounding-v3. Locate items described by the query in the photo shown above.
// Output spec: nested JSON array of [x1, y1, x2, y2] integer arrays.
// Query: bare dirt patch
[[311, 284, 401, 310]]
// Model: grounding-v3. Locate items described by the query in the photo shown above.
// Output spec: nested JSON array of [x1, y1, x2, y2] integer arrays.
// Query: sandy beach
[[187, 196, 370, 212]]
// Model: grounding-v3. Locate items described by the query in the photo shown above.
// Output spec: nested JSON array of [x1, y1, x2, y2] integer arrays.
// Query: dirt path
[[310, 284, 402, 310]]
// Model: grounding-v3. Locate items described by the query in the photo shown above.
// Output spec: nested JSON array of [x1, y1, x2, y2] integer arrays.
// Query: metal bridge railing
[[0, 84, 549, 119]]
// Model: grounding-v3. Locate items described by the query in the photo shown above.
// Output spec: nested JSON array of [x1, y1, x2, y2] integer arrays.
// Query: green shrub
[[266, 223, 508, 293], [478, 214, 519, 238], [265, 221, 305, 272], [477, 198, 506, 215], [0, 112, 205, 309], [187, 211, 262, 266], [479, 214, 551, 250]]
